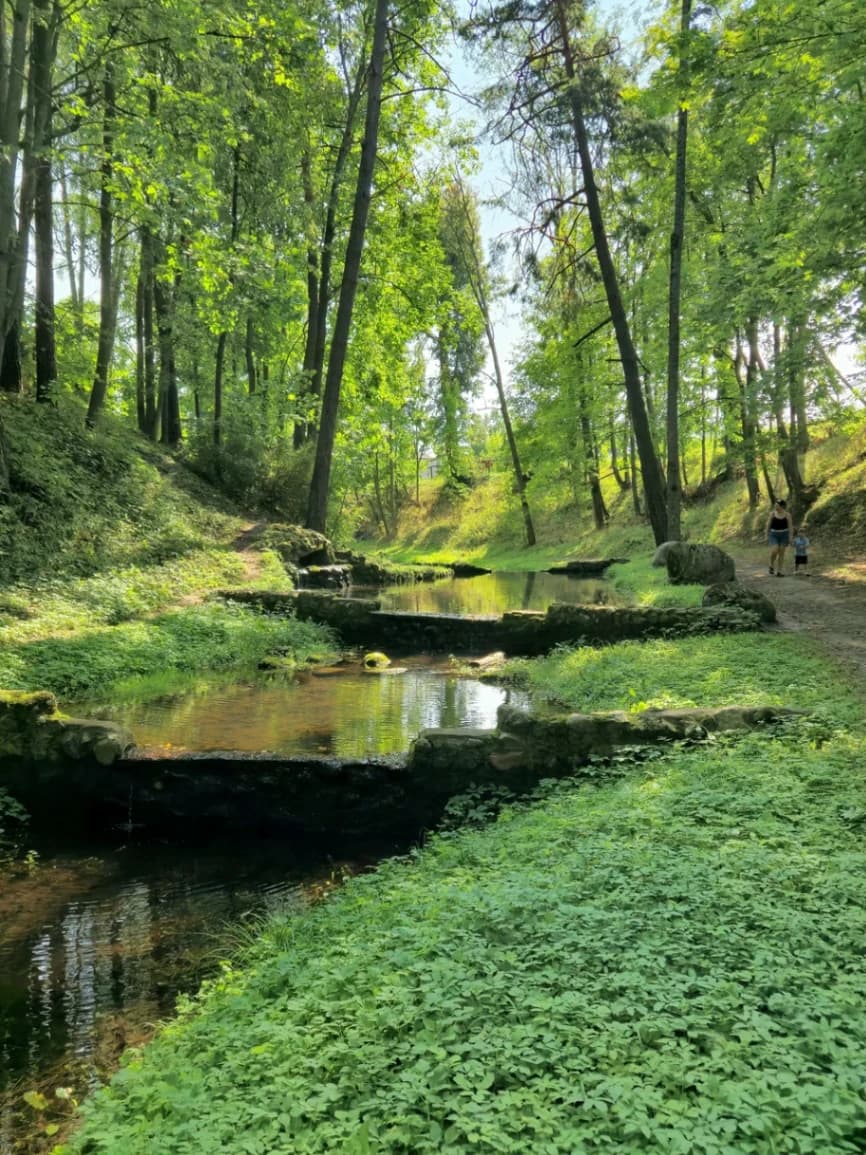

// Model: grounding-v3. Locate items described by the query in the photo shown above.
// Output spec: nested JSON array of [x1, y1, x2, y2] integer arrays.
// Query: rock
[[296, 564, 351, 590], [652, 541, 679, 567], [664, 542, 735, 585], [703, 581, 776, 624], [346, 554, 450, 585], [451, 563, 492, 577], [259, 523, 336, 567], [547, 558, 627, 575], [363, 652, 391, 670]]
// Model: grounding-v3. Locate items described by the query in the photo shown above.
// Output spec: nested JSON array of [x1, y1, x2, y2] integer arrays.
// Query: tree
[[447, 176, 536, 545], [469, 0, 669, 543]]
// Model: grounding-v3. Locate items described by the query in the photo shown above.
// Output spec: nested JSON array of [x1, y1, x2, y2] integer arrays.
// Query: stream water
[[351, 569, 620, 616], [1, 666, 526, 1152], [81, 659, 528, 756], [0, 839, 375, 1154]]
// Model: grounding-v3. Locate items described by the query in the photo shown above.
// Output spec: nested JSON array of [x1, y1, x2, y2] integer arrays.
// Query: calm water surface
[[83, 660, 528, 756], [353, 570, 620, 615], [0, 841, 359, 1154]]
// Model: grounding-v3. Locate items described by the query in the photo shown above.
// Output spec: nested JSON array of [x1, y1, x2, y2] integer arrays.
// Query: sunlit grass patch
[[0, 604, 335, 701], [514, 631, 861, 723]]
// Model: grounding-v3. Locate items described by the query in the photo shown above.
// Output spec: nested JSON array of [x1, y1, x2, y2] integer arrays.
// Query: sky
[[443, 0, 656, 402]]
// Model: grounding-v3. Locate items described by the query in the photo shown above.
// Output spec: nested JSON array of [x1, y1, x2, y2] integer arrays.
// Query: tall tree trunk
[[154, 262, 180, 445], [0, 321, 22, 393], [0, 0, 33, 347], [59, 165, 79, 314], [140, 227, 157, 435], [628, 426, 642, 516], [135, 272, 146, 430], [295, 148, 320, 447], [665, 0, 691, 540], [213, 331, 227, 449], [736, 327, 760, 507], [245, 316, 256, 395], [1, 43, 36, 394], [554, 0, 668, 543], [86, 66, 117, 427], [306, 0, 389, 533], [213, 143, 241, 449], [609, 417, 629, 490], [32, 0, 59, 403], [298, 71, 367, 449], [485, 310, 536, 546], [453, 174, 536, 545], [581, 405, 607, 530]]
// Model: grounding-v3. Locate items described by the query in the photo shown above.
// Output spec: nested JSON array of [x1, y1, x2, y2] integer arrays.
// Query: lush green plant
[[0, 786, 29, 859], [0, 604, 335, 700], [512, 632, 853, 720], [607, 558, 704, 608]]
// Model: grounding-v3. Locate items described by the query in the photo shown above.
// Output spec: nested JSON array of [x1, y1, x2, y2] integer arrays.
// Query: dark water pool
[[350, 570, 619, 616], [82, 660, 528, 757], [0, 841, 372, 1153]]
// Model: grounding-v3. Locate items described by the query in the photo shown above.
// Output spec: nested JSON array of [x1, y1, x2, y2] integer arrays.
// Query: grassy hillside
[[0, 397, 335, 703], [355, 419, 866, 569]]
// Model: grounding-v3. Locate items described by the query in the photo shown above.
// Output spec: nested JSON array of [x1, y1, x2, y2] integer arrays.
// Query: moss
[[0, 690, 57, 716]]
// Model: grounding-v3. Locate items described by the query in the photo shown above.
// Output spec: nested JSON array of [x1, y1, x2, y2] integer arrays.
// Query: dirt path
[[732, 548, 866, 683]]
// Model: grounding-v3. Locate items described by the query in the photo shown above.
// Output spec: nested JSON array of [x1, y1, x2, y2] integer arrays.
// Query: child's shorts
[[795, 554, 808, 568]]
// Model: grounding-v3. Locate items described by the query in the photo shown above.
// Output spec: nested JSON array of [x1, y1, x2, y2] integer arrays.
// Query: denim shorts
[[768, 529, 790, 546]]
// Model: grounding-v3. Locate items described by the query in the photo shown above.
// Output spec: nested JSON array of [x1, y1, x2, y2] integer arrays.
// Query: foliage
[[62, 632, 866, 1153], [0, 603, 334, 700], [607, 558, 705, 608], [0, 397, 243, 583], [511, 631, 856, 721], [0, 786, 29, 859]]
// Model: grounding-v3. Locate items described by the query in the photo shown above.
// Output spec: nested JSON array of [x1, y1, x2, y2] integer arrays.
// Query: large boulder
[[664, 542, 735, 585], [259, 524, 336, 567], [651, 541, 679, 568], [703, 581, 776, 624]]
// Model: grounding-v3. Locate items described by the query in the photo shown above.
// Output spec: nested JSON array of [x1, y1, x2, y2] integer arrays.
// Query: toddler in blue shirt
[[793, 528, 810, 575]]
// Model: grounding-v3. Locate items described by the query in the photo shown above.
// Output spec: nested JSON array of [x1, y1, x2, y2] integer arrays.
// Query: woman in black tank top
[[767, 499, 792, 575]]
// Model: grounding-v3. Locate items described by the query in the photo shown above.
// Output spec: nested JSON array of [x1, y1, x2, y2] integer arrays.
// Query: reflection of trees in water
[[1, 854, 312, 1150], [379, 573, 613, 616]]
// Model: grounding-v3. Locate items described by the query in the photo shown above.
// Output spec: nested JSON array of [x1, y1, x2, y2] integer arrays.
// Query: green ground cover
[[58, 632, 866, 1155], [0, 603, 335, 701]]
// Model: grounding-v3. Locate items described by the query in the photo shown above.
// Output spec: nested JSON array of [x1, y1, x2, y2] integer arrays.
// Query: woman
[[767, 498, 793, 576]]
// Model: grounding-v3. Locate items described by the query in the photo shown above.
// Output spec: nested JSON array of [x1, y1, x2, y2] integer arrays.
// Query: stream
[[0, 839, 378, 1154]]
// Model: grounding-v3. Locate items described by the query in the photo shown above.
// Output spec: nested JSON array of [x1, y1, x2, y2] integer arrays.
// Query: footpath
[[733, 548, 866, 684]]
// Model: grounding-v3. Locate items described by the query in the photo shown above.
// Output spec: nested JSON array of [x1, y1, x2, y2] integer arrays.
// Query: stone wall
[[0, 703, 800, 840], [218, 590, 765, 656]]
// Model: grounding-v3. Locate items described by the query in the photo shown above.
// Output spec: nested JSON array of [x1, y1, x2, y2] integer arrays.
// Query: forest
[[2, 0, 866, 1152], [0, 0, 862, 548]]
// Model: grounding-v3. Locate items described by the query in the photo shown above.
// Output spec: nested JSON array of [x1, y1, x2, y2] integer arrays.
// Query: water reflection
[[355, 570, 618, 616], [85, 664, 528, 757], [0, 845, 329, 1152]]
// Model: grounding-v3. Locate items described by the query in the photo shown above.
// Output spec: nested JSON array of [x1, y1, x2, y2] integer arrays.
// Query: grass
[[0, 602, 336, 702], [507, 631, 852, 720], [57, 630, 866, 1155]]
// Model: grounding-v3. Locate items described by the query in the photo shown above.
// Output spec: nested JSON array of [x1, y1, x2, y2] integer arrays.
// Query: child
[[793, 527, 810, 575]]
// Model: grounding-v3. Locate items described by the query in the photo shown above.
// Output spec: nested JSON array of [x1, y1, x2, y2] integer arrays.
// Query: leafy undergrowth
[[511, 632, 848, 719], [607, 559, 704, 609], [0, 603, 335, 701], [0, 397, 245, 584], [61, 638, 866, 1155]]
